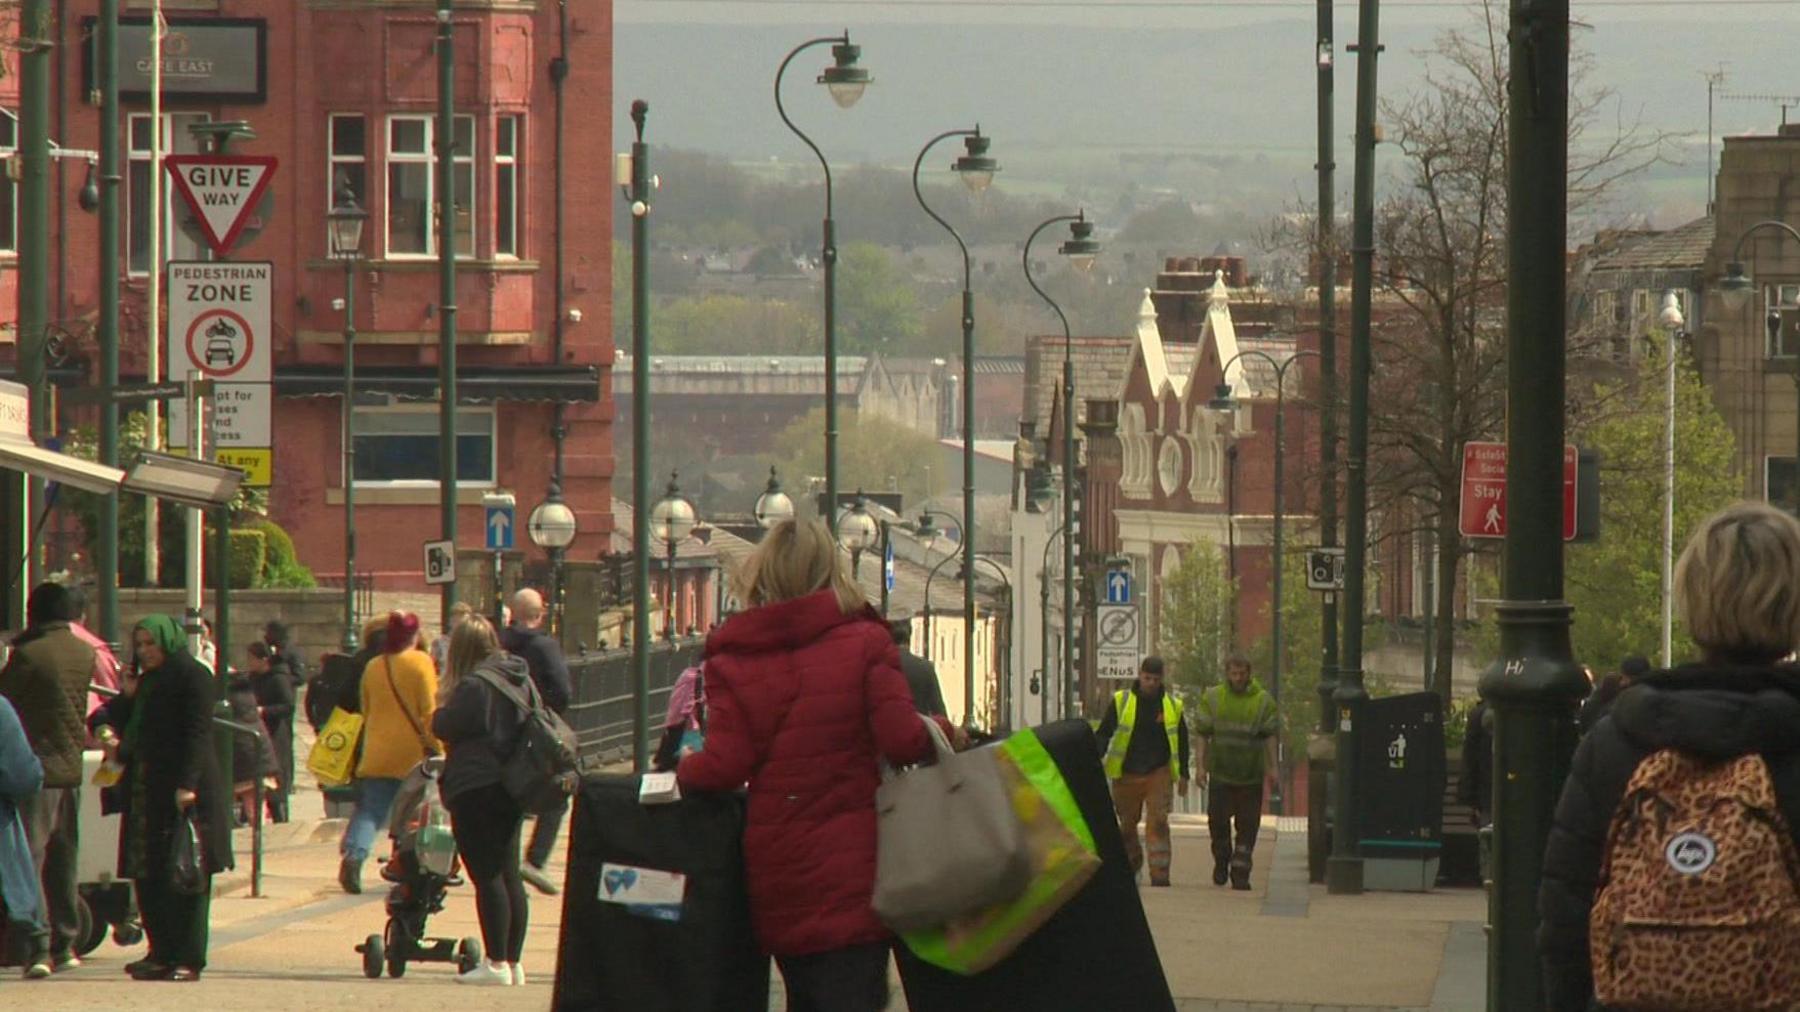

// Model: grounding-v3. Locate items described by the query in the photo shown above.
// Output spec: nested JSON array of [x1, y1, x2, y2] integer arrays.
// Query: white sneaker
[[23, 961, 51, 980], [454, 960, 512, 986], [511, 963, 526, 986]]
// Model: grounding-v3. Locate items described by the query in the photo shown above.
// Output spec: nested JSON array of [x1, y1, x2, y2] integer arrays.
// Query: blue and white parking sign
[[1104, 569, 1132, 605]]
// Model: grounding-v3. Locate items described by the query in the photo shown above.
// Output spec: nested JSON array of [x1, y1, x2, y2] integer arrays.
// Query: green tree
[[1248, 552, 1326, 772], [1566, 341, 1738, 670], [771, 408, 942, 509], [654, 294, 821, 355], [836, 242, 922, 354], [1156, 540, 1237, 692]]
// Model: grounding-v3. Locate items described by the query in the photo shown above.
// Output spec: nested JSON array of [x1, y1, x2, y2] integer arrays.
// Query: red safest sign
[[1458, 441, 1577, 541]]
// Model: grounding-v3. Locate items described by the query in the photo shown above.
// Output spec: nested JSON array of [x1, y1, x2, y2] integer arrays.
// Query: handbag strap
[[383, 656, 434, 754]]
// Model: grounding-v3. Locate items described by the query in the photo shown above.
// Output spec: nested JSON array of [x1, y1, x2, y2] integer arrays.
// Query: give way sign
[[164, 155, 278, 258], [1459, 441, 1576, 541]]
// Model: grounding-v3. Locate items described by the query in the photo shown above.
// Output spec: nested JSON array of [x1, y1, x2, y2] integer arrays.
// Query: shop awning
[[274, 365, 601, 404], [0, 439, 126, 494]]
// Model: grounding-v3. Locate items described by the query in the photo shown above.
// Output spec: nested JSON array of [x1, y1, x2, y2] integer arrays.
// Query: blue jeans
[[340, 777, 402, 863]]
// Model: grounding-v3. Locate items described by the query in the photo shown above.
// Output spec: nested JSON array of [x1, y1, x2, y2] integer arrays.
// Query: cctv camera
[[568, 308, 583, 323]]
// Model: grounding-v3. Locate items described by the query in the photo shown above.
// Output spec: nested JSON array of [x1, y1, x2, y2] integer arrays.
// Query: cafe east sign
[[83, 16, 268, 104]]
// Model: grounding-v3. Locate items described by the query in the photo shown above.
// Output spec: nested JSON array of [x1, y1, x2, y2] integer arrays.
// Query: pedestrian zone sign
[[165, 262, 273, 488], [165, 155, 278, 258], [1096, 604, 1140, 680]]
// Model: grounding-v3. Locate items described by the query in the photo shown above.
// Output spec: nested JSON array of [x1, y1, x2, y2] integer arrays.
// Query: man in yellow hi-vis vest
[[1094, 656, 1189, 886]]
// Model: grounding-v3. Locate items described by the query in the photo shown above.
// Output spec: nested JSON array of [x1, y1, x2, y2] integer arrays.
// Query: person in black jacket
[[1576, 655, 1650, 736], [889, 615, 947, 717], [246, 641, 295, 823], [500, 588, 571, 896], [1539, 501, 1800, 1010], [91, 615, 232, 983], [431, 616, 530, 987]]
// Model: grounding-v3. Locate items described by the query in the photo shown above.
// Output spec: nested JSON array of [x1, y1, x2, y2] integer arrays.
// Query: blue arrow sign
[[485, 503, 515, 551], [1105, 569, 1132, 605], [884, 540, 896, 592]]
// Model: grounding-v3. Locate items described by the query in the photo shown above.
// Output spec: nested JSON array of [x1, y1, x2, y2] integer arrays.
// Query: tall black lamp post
[[776, 34, 870, 527], [913, 126, 998, 728], [527, 487, 578, 637], [1210, 347, 1320, 816], [651, 472, 697, 641], [1024, 210, 1100, 728], [327, 186, 367, 653]]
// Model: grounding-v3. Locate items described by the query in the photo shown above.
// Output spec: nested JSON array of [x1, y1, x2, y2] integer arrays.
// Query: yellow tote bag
[[306, 707, 365, 787]]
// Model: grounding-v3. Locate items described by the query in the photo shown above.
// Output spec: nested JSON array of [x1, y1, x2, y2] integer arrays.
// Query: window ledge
[[305, 257, 540, 274], [296, 328, 533, 346], [328, 486, 495, 506]]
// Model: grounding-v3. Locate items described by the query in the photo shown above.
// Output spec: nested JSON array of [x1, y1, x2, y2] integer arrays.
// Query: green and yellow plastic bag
[[901, 727, 1101, 975], [306, 707, 364, 788]]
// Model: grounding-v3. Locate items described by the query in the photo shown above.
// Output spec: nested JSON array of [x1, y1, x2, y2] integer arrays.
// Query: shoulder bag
[[383, 656, 439, 759]]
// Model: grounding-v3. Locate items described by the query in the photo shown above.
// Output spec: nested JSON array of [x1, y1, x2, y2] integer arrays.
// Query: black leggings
[[448, 783, 527, 963]]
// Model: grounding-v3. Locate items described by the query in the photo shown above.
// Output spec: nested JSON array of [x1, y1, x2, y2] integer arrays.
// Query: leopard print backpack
[[1590, 749, 1800, 1011]]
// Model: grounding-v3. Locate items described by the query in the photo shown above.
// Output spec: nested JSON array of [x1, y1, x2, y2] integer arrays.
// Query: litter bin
[[1355, 692, 1445, 891]]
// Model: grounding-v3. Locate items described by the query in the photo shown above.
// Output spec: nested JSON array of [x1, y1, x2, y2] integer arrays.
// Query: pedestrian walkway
[[1145, 814, 1486, 1011]]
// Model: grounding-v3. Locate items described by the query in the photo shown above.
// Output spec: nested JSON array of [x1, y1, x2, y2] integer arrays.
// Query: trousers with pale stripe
[[1111, 766, 1174, 883]]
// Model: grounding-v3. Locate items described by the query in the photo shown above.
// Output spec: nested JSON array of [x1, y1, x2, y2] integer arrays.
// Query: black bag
[[472, 668, 581, 815], [170, 808, 206, 897], [894, 718, 1176, 1012], [552, 774, 769, 1011]]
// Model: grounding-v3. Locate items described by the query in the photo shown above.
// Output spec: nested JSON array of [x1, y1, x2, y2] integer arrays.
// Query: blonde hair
[[735, 518, 866, 613], [438, 615, 500, 707], [1675, 501, 1800, 662]]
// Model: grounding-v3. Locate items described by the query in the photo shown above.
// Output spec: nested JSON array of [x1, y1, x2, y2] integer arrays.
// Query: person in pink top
[[65, 589, 119, 719]]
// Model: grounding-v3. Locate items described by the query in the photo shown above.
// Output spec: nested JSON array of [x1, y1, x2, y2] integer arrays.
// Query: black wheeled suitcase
[[552, 774, 770, 1011], [894, 719, 1176, 1012]]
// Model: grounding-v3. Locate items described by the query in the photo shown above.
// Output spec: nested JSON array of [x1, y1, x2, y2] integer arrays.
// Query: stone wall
[[115, 589, 349, 670]]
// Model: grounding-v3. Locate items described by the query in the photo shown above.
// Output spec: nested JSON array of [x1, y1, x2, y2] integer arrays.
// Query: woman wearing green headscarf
[[90, 615, 231, 982]]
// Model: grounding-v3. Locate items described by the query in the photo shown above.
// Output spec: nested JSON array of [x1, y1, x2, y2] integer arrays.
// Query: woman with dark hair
[[90, 615, 231, 982], [336, 612, 438, 894]]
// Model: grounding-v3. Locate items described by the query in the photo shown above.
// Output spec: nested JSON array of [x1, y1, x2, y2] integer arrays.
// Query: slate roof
[[1023, 336, 1136, 432], [1591, 216, 1714, 272]]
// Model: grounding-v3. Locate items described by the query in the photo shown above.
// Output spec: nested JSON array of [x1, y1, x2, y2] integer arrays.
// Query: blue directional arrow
[[485, 506, 514, 550], [1106, 570, 1132, 605]]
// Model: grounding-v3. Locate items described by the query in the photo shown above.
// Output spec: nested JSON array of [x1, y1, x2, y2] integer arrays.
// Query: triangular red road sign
[[164, 155, 278, 258]]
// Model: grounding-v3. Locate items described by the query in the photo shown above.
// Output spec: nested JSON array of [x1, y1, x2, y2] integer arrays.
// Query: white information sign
[[167, 261, 272, 454], [1096, 603, 1142, 681]]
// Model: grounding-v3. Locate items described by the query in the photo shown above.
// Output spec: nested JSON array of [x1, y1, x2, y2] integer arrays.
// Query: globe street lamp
[[327, 184, 367, 653], [914, 125, 998, 729], [651, 472, 697, 641], [776, 34, 871, 529], [527, 486, 578, 637], [754, 465, 796, 530], [1210, 346, 1321, 815], [838, 491, 881, 577], [1024, 209, 1100, 726]]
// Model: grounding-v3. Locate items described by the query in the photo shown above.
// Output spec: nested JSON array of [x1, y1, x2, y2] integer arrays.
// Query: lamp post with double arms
[[1210, 347, 1320, 816], [775, 34, 871, 528], [651, 472, 697, 642], [327, 187, 367, 653], [913, 126, 998, 729], [1024, 210, 1100, 727]]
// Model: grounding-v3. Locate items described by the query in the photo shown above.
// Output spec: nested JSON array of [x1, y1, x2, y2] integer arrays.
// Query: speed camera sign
[[1307, 548, 1345, 591]]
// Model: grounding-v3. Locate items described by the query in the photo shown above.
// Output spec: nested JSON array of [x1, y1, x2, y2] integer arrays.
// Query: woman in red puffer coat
[[678, 517, 942, 1012]]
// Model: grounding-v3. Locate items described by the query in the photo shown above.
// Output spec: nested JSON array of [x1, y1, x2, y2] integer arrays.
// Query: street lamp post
[[651, 472, 697, 642], [776, 34, 870, 528], [1211, 347, 1321, 816], [838, 492, 881, 579], [1025, 210, 1100, 732], [1657, 292, 1685, 668], [1721, 222, 1800, 515], [327, 187, 367, 653], [914, 126, 999, 730], [527, 488, 578, 638], [1478, 1, 1582, 1006], [754, 466, 797, 531], [620, 100, 653, 770]]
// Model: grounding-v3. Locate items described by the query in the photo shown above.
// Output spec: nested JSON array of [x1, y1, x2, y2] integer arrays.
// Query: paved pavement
[[1, 770, 1486, 1010]]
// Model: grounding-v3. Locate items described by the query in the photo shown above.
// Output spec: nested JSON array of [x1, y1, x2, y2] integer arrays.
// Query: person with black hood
[[245, 641, 295, 823], [1576, 654, 1651, 736], [1540, 501, 1800, 1010], [431, 615, 533, 987]]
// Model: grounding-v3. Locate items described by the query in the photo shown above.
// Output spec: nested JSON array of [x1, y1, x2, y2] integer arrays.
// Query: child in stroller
[[354, 756, 483, 978]]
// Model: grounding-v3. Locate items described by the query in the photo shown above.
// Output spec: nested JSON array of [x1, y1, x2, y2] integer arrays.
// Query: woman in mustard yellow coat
[[337, 611, 439, 894]]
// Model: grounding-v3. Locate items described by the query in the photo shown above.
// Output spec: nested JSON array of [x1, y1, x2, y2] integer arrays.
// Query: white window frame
[[383, 113, 475, 260], [349, 403, 497, 489], [126, 111, 210, 276], [494, 114, 522, 259], [0, 110, 16, 255], [327, 112, 367, 237]]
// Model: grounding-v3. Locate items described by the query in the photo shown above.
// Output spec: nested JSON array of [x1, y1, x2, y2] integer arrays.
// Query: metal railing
[[562, 640, 697, 763], [314, 572, 375, 624]]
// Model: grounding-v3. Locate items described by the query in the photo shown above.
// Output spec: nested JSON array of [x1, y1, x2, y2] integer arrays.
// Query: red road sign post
[[1459, 441, 1577, 541]]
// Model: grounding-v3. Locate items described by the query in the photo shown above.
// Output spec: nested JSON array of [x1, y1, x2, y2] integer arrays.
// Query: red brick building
[[3, 1, 614, 586]]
